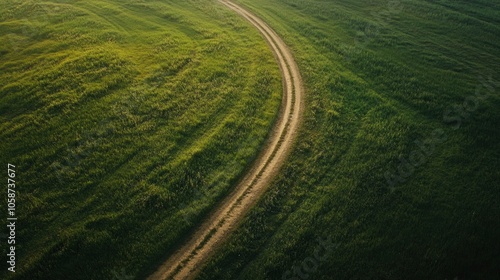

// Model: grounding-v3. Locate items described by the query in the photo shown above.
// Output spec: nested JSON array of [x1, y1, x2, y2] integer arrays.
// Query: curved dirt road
[[148, 1, 304, 279]]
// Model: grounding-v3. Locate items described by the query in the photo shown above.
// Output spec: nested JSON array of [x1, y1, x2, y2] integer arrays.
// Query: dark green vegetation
[[2, 0, 499, 279], [0, 0, 281, 279], [199, 0, 500, 279]]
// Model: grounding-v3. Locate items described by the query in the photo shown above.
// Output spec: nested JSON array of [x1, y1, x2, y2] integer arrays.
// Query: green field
[[0, 0, 281, 279], [197, 0, 500, 279], [1, 0, 500, 279]]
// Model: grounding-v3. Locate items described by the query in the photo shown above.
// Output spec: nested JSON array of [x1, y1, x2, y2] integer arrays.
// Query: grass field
[[197, 0, 500, 279], [0, 0, 282, 279], [2, 0, 499, 279]]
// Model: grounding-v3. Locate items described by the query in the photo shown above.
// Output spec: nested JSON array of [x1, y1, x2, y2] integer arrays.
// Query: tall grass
[[0, 0, 281, 279], [198, 0, 500, 279]]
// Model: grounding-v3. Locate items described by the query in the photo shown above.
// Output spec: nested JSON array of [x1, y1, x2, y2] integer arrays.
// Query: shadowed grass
[[198, 0, 500, 279]]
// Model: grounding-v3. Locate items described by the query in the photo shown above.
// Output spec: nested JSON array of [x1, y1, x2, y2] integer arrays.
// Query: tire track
[[148, 1, 304, 279]]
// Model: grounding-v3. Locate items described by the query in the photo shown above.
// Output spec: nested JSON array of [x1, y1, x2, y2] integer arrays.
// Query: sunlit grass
[[0, 0, 281, 279]]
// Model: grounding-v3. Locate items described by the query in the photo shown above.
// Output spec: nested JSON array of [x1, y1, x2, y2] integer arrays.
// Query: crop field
[[0, 0, 282, 279], [197, 0, 500, 279]]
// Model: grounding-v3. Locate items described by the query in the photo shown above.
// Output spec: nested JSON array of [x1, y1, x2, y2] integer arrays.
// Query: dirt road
[[148, 1, 304, 279]]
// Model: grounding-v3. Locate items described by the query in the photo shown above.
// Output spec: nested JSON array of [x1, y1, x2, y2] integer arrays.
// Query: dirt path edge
[[148, 1, 304, 279]]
